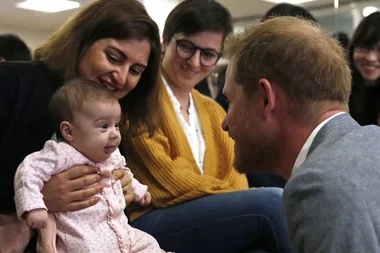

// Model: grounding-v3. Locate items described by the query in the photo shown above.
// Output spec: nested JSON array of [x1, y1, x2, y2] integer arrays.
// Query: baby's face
[[70, 101, 122, 162]]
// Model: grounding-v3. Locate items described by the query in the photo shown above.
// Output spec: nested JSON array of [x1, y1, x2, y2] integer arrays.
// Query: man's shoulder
[[284, 141, 380, 252], [286, 120, 380, 197], [304, 119, 380, 176], [284, 156, 380, 253], [286, 129, 380, 208]]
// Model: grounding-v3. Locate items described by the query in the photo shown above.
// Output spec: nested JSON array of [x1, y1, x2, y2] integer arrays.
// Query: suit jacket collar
[[307, 113, 360, 157]]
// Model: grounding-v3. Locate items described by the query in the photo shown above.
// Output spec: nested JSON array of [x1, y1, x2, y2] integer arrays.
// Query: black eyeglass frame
[[170, 36, 222, 67]]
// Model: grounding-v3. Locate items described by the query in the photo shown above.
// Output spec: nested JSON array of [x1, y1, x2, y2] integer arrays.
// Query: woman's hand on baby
[[139, 191, 151, 206], [113, 168, 134, 207], [25, 209, 48, 229], [42, 165, 103, 212]]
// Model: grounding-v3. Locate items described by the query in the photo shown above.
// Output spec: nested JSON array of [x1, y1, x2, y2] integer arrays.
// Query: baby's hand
[[25, 209, 48, 229], [138, 191, 151, 206]]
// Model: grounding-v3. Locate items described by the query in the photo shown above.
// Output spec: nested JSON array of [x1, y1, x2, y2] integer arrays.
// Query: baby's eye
[[115, 123, 120, 128], [100, 123, 108, 129]]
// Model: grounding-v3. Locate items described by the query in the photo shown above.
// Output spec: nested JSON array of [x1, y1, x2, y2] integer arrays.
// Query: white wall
[[143, 0, 181, 39], [0, 26, 51, 51]]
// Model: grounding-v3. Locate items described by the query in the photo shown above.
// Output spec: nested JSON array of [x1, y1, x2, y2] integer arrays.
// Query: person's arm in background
[[284, 169, 378, 253]]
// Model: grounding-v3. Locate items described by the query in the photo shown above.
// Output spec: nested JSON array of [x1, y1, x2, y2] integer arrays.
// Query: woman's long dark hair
[[348, 12, 380, 125], [35, 0, 162, 137]]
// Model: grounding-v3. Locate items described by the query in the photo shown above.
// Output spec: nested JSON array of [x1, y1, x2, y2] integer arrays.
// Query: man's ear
[[258, 78, 276, 119], [60, 121, 74, 142]]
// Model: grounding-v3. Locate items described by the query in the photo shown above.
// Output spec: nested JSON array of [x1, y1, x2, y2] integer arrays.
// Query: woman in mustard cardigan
[[123, 1, 292, 253]]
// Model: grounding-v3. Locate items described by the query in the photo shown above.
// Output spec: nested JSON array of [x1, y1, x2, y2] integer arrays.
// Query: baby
[[14, 78, 164, 253]]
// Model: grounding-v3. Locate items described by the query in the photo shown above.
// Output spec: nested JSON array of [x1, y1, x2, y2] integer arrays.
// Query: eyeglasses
[[355, 45, 380, 55], [171, 37, 221, 67]]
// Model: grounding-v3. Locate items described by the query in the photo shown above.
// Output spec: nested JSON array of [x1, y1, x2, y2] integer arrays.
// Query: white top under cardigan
[[162, 75, 206, 173]]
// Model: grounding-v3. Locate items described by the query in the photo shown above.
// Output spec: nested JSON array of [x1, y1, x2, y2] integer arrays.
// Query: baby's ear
[[60, 121, 74, 142]]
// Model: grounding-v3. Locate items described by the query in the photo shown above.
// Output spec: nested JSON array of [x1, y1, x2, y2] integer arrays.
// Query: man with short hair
[[0, 34, 31, 62], [222, 16, 380, 253]]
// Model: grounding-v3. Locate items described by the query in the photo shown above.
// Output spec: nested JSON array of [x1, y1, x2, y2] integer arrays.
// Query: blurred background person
[[261, 2, 317, 22], [349, 12, 380, 126], [0, 33, 32, 62], [333, 32, 350, 51]]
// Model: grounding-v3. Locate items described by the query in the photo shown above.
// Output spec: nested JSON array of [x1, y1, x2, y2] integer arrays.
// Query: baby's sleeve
[[14, 140, 61, 218], [113, 149, 148, 202]]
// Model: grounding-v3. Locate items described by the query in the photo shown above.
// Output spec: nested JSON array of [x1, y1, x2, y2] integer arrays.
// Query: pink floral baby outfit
[[14, 140, 161, 253]]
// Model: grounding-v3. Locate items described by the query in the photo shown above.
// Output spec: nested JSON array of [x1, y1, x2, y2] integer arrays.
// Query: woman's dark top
[[350, 83, 380, 126], [0, 61, 60, 213]]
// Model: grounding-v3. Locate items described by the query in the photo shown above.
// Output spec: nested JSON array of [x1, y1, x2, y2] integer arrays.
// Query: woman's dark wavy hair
[[34, 0, 162, 138]]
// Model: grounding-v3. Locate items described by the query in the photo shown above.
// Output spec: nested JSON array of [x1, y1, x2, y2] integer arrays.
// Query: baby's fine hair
[[49, 78, 118, 139]]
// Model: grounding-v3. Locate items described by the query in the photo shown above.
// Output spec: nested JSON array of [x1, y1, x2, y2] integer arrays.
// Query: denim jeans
[[132, 188, 292, 253]]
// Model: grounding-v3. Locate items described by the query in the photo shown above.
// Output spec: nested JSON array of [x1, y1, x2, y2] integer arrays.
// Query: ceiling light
[[362, 6, 378, 17], [261, 0, 316, 4], [16, 0, 80, 13], [334, 0, 339, 9]]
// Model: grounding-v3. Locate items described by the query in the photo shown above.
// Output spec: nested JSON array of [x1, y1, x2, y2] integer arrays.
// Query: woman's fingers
[[66, 197, 100, 212], [69, 185, 103, 202], [66, 165, 98, 180], [69, 173, 102, 191], [42, 165, 101, 212]]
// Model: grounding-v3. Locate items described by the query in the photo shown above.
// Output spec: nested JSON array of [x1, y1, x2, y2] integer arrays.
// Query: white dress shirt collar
[[292, 112, 346, 174]]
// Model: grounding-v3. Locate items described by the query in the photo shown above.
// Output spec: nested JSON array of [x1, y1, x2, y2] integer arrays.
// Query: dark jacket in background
[[194, 78, 210, 97], [215, 85, 229, 112], [0, 61, 60, 213]]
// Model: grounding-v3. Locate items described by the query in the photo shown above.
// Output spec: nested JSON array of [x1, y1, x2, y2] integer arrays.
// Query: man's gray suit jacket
[[284, 114, 380, 253]]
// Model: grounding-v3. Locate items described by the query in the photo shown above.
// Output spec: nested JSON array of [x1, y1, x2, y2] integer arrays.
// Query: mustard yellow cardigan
[[125, 78, 248, 222]]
